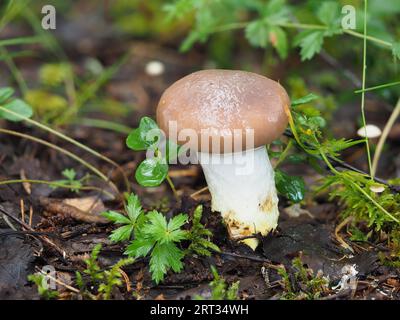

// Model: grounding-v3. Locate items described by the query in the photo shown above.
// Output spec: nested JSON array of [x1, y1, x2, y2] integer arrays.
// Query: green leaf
[[135, 158, 168, 187], [0, 99, 33, 122], [317, 1, 340, 26], [125, 193, 143, 222], [180, 30, 201, 52], [269, 26, 288, 59], [109, 225, 134, 242], [0, 87, 14, 103], [275, 169, 305, 203], [245, 20, 269, 48], [62, 168, 76, 181], [125, 237, 155, 258], [126, 117, 160, 151], [291, 93, 319, 106], [167, 213, 188, 232], [143, 210, 168, 242], [102, 210, 131, 225], [294, 30, 325, 61], [149, 242, 185, 284], [262, 0, 290, 24], [392, 42, 400, 60]]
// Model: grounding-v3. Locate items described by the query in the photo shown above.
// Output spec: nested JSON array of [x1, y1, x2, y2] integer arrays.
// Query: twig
[[334, 216, 354, 253], [0, 206, 68, 258], [190, 186, 209, 198]]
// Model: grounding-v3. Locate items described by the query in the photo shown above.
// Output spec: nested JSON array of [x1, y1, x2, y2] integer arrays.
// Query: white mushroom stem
[[198, 146, 279, 250]]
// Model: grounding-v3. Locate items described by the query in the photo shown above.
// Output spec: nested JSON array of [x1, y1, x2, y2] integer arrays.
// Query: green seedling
[[196, 266, 240, 300], [51, 168, 90, 193], [187, 205, 220, 257], [28, 273, 59, 300]]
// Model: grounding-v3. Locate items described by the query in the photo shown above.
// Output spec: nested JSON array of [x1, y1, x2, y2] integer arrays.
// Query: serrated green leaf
[[109, 225, 134, 242], [245, 20, 269, 48], [149, 242, 185, 284], [317, 1, 340, 26], [0, 99, 33, 122], [135, 158, 168, 187], [294, 30, 325, 61], [62, 168, 76, 181], [126, 117, 160, 151], [0, 87, 14, 103], [101, 210, 132, 225], [168, 213, 188, 232], [125, 237, 155, 258], [125, 193, 143, 222], [291, 93, 319, 106], [262, 0, 290, 24], [275, 169, 305, 203], [143, 210, 168, 241]]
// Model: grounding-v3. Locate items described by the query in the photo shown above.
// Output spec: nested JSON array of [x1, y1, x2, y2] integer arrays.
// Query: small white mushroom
[[357, 124, 382, 138], [145, 60, 165, 76], [156, 70, 290, 250]]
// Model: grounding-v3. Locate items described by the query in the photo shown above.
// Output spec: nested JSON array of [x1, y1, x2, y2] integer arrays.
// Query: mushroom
[[156, 69, 290, 249]]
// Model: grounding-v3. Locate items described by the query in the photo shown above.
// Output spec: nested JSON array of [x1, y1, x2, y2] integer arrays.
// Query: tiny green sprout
[[187, 205, 220, 256], [28, 273, 59, 300], [277, 257, 329, 300], [83, 243, 104, 283], [98, 257, 134, 300], [102, 193, 146, 243], [52, 168, 89, 193], [75, 244, 134, 299], [196, 266, 240, 300], [125, 210, 189, 284]]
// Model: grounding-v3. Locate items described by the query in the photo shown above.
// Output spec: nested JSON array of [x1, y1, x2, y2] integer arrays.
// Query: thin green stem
[[0, 106, 130, 192], [371, 98, 400, 178], [0, 36, 42, 47], [75, 118, 132, 134], [275, 22, 327, 30], [213, 19, 394, 51], [166, 175, 178, 199], [360, 0, 373, 178], [343, 29, 392, 48], [0, 47, 28, 94], [0, 127, 116, 192], [354, 80, 400, 93], [274, 139, 293, 168], [0, 179, 115, 199]]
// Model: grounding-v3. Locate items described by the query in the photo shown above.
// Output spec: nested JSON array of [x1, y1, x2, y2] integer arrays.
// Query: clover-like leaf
[[126, 117, 160, 151], [0, 99, 33, 122], [135, 158, 168, 187]]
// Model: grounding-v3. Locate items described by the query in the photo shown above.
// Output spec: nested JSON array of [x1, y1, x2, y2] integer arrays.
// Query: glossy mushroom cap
[[156, 69, 290, 153]]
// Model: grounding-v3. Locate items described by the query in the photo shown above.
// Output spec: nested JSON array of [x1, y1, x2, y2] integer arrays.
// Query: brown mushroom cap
[[156, 69, 290, 153]]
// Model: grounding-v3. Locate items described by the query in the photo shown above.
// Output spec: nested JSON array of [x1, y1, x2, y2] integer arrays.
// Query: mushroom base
[[198, 147, 279, 250]]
